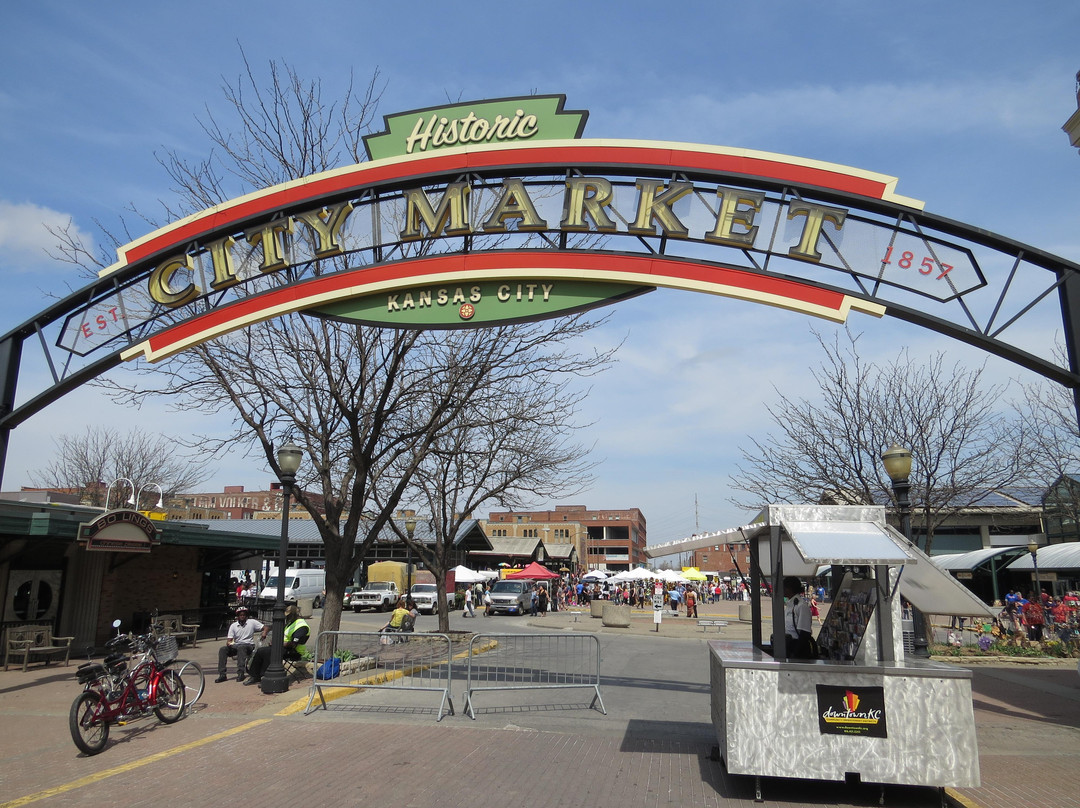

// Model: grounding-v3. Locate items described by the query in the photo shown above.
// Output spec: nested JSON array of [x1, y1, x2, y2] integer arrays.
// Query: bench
[[697, 620, 728, 632], [4, 625, 75, 672], [158, 614, 199, 647]]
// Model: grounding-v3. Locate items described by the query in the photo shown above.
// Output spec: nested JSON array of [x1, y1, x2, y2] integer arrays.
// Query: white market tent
[[451, 565, 486, 584]]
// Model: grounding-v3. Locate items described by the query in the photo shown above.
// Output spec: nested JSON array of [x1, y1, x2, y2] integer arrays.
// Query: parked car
[[341, 585, 359, 609], [409, 583, 454, 615], [486, 579, 533, 615], [352, 580, 400, 612]]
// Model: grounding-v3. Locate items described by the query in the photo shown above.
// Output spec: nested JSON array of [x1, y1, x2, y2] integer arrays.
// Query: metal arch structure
[[2, 111, 1080, 485]]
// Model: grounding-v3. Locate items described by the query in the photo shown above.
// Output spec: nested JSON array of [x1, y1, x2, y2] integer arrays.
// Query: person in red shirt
[[1051, 597, 1070, 626], [1024, 592, 1046, 641]]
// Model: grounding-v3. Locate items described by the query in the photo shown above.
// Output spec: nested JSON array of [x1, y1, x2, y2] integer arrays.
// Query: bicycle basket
[[154, 635, 179, 664]]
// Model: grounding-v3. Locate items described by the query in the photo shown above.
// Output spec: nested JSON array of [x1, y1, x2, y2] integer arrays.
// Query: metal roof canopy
[[1007, 542, 1080, 572], [931, 546, 1025, 572]]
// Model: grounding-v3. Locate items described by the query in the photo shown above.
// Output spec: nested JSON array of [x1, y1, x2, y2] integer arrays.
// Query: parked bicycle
[[147, 609, 205, 712], [69, 620, 186, 755]]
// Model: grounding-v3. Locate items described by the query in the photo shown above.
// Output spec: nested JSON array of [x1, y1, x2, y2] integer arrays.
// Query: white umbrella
[[451, 565, 485, 584], [581, 570, 608, 581]]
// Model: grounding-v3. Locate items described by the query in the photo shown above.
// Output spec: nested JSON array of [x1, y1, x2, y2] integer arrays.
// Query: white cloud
[[0, 200, 89, 272]]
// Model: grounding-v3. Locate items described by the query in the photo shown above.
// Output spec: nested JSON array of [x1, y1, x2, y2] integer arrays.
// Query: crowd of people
[[995, 589, 1080, 643], [454, 574, 763, 617]]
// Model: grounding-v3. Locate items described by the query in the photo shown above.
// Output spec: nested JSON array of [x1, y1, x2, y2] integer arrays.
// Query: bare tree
[[729, 329, 1026, 556], [30, 426, 208, 506], [393, 328, 613, 631], [1015, 344, 1080, 536], [53, 55, 613, 633]]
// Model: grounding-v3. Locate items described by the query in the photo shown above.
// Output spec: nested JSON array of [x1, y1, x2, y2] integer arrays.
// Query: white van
[[260, 568, 326, 608]]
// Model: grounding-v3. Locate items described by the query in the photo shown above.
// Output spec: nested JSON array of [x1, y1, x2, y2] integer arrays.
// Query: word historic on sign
[[146, 177, 851, 309]]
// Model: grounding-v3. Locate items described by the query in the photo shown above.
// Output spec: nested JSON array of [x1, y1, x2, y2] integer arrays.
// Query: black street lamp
[[881, 443, 930, 658], [1027, 539, 1043, 601], [260, 441, 304, 695], [404, 515, 417, 593]]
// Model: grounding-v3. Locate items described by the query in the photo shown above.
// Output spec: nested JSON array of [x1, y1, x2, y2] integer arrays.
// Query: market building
[[0, 493, 276, 650]]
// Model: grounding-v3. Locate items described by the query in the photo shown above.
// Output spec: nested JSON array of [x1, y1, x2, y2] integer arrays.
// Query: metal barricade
[[464, 633, 605, 719], [303, 630, 454, 720]]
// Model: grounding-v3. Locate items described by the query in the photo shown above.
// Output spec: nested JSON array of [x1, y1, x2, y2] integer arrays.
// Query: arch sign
[[3, 94, 1080, 475]]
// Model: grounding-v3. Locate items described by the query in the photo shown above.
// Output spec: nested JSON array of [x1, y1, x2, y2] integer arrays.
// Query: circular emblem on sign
[[459, 303, 475, 320]]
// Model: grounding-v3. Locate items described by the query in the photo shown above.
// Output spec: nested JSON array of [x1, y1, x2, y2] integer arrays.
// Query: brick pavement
[[0, 604, 1077, 808]]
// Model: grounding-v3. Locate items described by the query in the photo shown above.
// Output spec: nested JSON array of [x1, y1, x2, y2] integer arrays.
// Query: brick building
[[181, 483, 323, 520], [484, 504, 647, 572]]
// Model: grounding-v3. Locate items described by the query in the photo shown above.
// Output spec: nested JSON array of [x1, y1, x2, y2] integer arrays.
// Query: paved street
[[1, 602, 1077, 808]]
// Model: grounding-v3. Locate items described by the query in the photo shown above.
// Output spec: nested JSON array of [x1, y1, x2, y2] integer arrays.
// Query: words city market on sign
[[10, 94, 1067, 404]]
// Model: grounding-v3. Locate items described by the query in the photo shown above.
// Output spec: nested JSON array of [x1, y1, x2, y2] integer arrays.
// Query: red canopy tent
[[505, 561, 560, 580]]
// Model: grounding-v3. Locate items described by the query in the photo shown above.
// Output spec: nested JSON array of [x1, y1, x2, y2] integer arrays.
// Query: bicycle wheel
[[153, 669, 186, 724], [166, 659, 204, 709], [69, 691, 109, 755]]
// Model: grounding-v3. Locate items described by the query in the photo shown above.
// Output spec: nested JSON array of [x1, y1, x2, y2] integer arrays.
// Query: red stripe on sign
[[120, 143, 893, 265], [140, 252, 847, 358]]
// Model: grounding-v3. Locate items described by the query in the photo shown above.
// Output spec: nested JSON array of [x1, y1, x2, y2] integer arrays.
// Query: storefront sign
[[78, 508, 161, 553], [816, 685, 888, 738]]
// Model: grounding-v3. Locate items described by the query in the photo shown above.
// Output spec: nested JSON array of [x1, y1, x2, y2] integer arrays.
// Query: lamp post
[[404, 515, 417, 593], [105, 478, 136, 509], [1027, 539, 1042, 601], [260, 441, 303, 695], [881, 444, 930, 658], [137, 482, 164, 511]]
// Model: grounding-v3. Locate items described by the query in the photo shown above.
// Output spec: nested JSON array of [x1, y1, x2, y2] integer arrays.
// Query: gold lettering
[[704, 187, 766, 247], [148, 254, 199, 307], [245, 221, 292, 273], [541, 283, 553, 301], [786, 201, 847, 262], [628, 179, 692, 237], [498, 284, 511, 301], [292, 202, 355, 258], [481, 179, 548, 232], [206, 236, 238, 290], [560, 177, 617, 232], [399, 182, 472, 240]]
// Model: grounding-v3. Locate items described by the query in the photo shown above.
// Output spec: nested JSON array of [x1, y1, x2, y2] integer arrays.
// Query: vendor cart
[[649, 505, 996, 803]]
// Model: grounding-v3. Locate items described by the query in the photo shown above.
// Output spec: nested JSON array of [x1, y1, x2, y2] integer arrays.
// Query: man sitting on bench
[[216, 607, 268, 683]]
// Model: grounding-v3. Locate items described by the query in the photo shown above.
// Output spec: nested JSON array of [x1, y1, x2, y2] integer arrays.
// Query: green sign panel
[[312, 279, 650, 329], [363, 95, 588, 161]]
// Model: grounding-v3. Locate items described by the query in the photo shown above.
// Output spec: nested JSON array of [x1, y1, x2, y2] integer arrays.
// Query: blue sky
[[2, 2, 1079, 547]]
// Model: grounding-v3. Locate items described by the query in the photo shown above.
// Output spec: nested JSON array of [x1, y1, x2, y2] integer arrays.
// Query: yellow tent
[[681, 567, 707, 581]]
